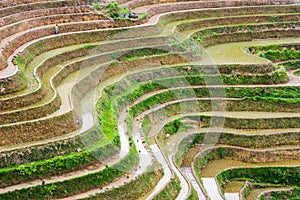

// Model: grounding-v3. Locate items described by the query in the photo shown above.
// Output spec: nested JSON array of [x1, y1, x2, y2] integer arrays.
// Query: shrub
[[105, 1, 130, 19]]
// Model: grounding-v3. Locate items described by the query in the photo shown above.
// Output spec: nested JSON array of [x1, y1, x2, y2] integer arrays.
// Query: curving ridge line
[[256, 188, 293, 200], [2, 34, 300, 148], [1, 56, 298, 197], [0, 46, 298, 198], [0, 1, 298, 198], [0, 97, 131, 195], [0, 4, 298, 122], [140, 94, 300, 199], [1, 0, 298, 79]]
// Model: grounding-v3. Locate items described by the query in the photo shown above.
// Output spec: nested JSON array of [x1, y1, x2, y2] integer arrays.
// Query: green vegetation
[[2, 2, 300, 200], [281, 60, 300, 70], [187, 187, 198, 200], [93, 2, 103, 11], [163, 119, 183, 136], [118, 48, 169, 62], [251, 43, 299, 52], [0, 129, 98, 168], [191, 22, 299, 46], [266, 187, 300, 199], [83, 164, 163, 200], [172, 131, 299, 154], [0, 131, 118, 188], [217, 167, 300, 189], [105, 2, 131, 19], [0, 145, 138, 199], [129, 84, 300, 118], [153, 176, 181, 200], [294, 70, 300, 76], [259, 48, 300, 61]]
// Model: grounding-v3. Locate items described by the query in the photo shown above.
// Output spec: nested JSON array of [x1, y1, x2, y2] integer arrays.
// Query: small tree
[[105, 1, 131, 19], [106, 1, 120, 18]]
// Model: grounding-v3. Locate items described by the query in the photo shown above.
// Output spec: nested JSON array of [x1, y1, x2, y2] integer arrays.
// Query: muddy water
[[225, 193, 239, 200], [181, 167, 206, 200], [133, 117, 152, 177], [146, 144, 172, 200], [117, 109, 130, 160], [169, 154, 189, 200], [202, 178, 224, 200]]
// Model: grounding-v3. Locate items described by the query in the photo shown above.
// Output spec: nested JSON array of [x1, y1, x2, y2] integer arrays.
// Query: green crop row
[[187, 187, 198, 200], [0, 84, 126, 187], [174, 131, 299, 167], [82, 165, 163, 200], [129, 84, 300, 117], [153, 175, 181, 200], [259, 48, 300, 61], [264, 187, 300, 199], [0, 144, 138, 199], [280, 60, 300, 70], [191, 22, 299, 43], [169, 130, 299, 157], [241, 183, 294, 200], [95, 93, 120, 147], [191, 148, 300, 195], [0, 133, 118, 188], [118, 47, 169, 61], [184, 115, 300, 129], [0, 127, 106, 168], [217, 167, 300, 190], [294, 70, 300, 76], [160, 5, 300, 25], [250, 43, 300, 53], [144, 104, 300, 128]]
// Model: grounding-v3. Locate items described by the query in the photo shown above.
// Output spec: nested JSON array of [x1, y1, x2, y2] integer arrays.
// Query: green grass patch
[[0, 144, 138, 199], [217, 167, 300, 190], [83, 163, 163, 200], [153, 175, 181, 200]]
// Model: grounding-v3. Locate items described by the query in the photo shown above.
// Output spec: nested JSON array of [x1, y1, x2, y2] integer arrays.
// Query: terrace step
[[0, 0, 299, 198]]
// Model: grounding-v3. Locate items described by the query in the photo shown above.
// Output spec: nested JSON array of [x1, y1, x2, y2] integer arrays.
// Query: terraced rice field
[[0, 0, 299, 199]]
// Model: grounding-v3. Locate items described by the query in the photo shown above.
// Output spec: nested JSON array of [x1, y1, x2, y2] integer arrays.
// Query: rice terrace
[[0, 0, 299, 199]]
